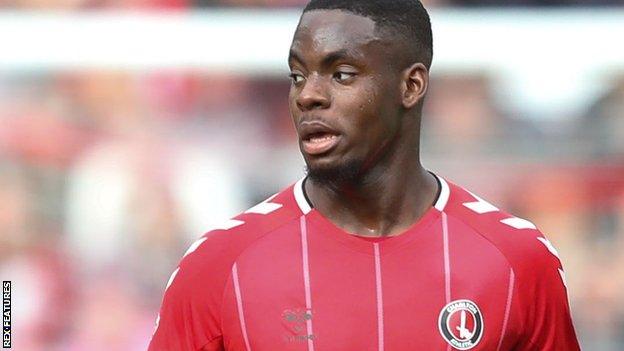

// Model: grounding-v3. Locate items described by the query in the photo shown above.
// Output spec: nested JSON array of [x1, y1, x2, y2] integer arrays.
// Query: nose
[[296, 74, 330, 111]]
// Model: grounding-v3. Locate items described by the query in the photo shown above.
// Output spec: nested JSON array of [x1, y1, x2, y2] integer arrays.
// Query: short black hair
[[303, 0, 433, 69]]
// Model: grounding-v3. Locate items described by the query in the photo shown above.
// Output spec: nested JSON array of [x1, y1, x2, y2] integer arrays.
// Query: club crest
[[438, 299, 484, 350]]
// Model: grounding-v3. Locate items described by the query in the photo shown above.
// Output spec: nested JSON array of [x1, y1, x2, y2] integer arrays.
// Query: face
[[288, 10, 405, 184]]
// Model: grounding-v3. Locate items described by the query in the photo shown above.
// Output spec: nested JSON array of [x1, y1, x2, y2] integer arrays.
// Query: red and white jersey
[[148, 174, 580, 351]]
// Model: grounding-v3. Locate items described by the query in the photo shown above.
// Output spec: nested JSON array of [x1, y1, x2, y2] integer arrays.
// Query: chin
[[305, 158, 364, 186]]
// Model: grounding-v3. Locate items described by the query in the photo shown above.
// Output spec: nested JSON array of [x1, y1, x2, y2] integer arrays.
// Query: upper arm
[[513, 233, 580, 351]]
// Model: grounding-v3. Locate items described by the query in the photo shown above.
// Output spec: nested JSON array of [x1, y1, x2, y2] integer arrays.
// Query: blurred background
[[0, 1, 623, 350]]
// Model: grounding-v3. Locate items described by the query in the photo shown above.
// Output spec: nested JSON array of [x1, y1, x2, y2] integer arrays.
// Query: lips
[[299, 122, 342, 156]]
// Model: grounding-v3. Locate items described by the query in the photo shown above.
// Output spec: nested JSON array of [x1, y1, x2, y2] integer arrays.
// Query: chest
[[220, 234, 517, 351]]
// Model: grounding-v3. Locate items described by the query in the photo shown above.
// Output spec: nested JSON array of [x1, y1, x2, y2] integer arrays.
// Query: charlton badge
[[438, 299, 484, 350]]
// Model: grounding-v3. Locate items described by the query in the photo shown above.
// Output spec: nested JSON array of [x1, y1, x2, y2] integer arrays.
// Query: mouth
[[299, 122, 342, 156], [302, 132, 341, 156]]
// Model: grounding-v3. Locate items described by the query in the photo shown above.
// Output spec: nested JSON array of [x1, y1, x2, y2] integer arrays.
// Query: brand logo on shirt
[[282, 308, 315, 342], [438, 299, 483, 350]]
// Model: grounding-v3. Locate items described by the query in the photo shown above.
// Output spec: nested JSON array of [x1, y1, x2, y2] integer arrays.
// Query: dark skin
[[289, 9, 439, 237]]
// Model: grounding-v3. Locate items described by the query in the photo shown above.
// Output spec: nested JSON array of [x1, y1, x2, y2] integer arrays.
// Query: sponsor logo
[[438, 299, 483, 350]]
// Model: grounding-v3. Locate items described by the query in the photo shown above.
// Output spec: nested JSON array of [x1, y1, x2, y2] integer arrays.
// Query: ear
[[401, 63, 429, 109]]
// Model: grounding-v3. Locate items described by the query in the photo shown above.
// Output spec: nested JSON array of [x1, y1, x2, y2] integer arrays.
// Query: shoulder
[[436, 177, 579, 347], [150, 180, 309, 348], [440, 177, 563, 277], [172, 179, 308, 289]]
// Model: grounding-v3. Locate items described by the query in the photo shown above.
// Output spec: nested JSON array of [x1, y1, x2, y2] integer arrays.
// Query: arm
[[513, 234, 580, 351]]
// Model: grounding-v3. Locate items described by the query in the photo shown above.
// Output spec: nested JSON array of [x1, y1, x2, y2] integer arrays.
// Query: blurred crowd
[[0, 68, 623, 350], [2, 0, 624, 10]]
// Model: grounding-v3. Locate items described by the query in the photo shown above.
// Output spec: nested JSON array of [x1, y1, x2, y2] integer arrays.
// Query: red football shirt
[[148, 174, 580, 351]]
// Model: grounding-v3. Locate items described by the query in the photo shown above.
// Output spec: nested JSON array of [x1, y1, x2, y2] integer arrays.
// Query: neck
[[304, 143, 439, 237]]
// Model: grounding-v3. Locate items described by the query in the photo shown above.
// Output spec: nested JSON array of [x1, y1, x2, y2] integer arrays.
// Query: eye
[[289, 73, 305, 85], [333, 71, 356, 83]]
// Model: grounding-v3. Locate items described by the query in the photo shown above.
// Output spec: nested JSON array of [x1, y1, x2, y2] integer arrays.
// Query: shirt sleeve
[[513, 233, 581, 351]]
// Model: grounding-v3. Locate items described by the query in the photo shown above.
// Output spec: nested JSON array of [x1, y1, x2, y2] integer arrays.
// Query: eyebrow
[[288, 50, 304, 66], [320, 49, 351, 68], [288, 49, 356, 68]]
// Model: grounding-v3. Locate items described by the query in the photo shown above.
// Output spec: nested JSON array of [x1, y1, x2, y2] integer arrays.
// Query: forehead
[[290, 10, 382, 60]]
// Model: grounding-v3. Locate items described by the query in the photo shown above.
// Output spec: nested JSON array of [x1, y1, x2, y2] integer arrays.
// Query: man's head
[[289, 0, 433, 186]]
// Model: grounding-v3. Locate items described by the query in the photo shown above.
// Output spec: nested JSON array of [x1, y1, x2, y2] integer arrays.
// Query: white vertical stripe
[[300, 216, 315, 351], [441, 212, 452, 351], [232, 263, 252, 351], [442, 212, 451, 304], [294, 178, 312, 215], [373, 243, 385, 351], [497, 269, 515, 351]]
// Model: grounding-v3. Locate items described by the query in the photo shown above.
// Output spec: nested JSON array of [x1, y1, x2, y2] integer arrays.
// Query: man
[[148, 1, 580, 350]]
